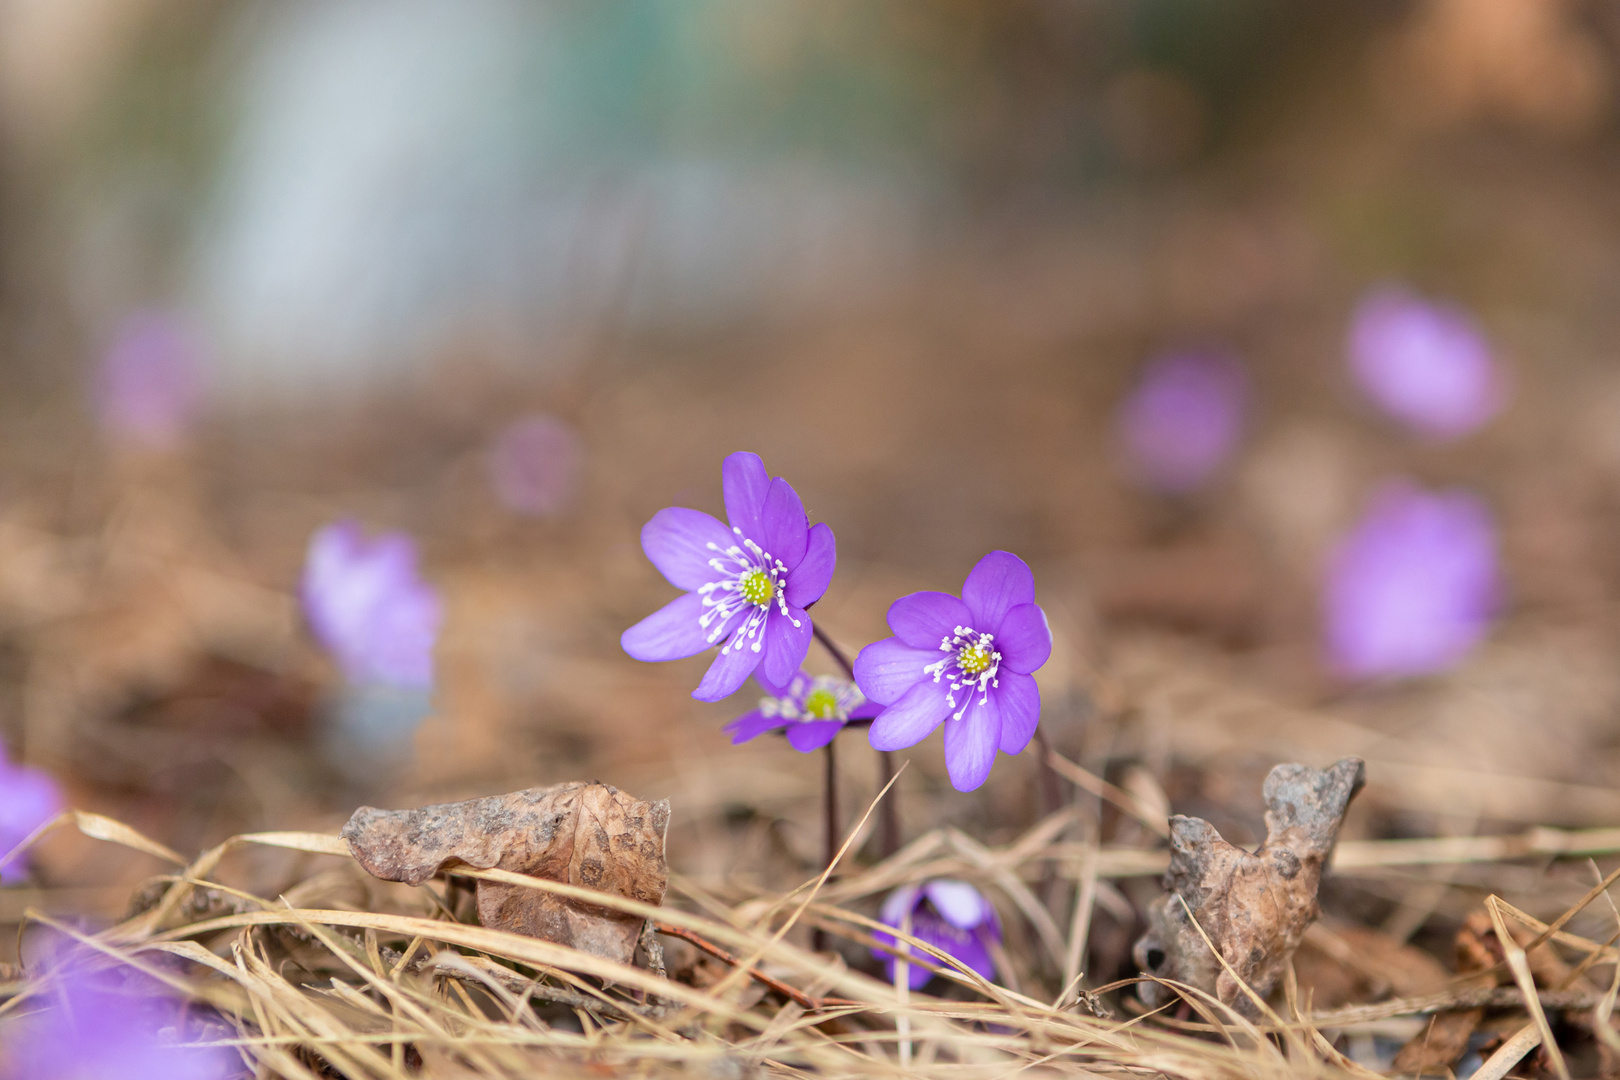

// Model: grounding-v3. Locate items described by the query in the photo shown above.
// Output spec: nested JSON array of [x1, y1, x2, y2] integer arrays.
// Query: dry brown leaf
[[342, 781, 670, 965], [1132, 757, 1365, 1017], [1389, 912, 1505, 1076]]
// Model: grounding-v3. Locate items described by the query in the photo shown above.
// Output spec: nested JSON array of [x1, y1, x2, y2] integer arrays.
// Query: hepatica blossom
[[725, 670, 879, 752], [1325, 482, 1500, 680], [873, 880, 1000, 989], [854, 551, 1051, 792], [94, 309, 208, 448], [622, 452, 835, 702], [1, 956, 236, 1079], [0, 751, 62, 885], [1348, 285, 1504, 439], [300, 521, 442, 690], [488, 414, 582, 517], [1115, 348, 1248, 493]]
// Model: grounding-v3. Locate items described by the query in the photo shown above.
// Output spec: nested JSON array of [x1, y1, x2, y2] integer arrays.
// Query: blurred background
[[7, 0, 1620, 993]]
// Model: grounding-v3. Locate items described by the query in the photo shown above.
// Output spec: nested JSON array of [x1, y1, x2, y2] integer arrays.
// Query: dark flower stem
[[811, 622, 901, 859]]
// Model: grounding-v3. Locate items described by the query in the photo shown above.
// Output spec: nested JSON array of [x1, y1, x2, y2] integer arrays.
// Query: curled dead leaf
[[1132, 757, 1365, 1017], [342, 781, 670, 965]]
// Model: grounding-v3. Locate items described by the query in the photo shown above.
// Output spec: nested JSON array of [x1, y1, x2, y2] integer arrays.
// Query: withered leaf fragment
[[342, 781, 670, 966], [1133, 757, 1365, 1017]]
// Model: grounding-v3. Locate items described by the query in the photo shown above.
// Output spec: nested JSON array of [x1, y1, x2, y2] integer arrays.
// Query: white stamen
[[696, 536, 800, 654], [921, 625, 1001, 722], [759, 675, 867, 722]]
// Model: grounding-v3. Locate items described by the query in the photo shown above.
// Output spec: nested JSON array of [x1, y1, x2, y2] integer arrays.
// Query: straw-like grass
[[6, 791, 1620, 1079]]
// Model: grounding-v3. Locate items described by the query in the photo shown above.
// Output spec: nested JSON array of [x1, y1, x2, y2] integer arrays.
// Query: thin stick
[[814, 739, 838, 953], [812, 621, 902, 858], [1033, 726, 1064, 820], [812, 622, 857, 680], [877, 750, 899, 857]]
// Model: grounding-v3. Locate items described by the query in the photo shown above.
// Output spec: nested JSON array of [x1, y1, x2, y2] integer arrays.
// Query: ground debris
[[342, 781, 670, 965], [1132, 757, 1365, 1017]]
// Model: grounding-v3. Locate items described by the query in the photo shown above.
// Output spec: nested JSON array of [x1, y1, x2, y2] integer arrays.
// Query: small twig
[[877, 750, 899, 858], [812, 622, 902, 860], [652, 920, 856, 1011], [811, 623, 857, 680]]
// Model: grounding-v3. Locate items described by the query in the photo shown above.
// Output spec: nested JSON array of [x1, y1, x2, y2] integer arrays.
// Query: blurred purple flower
[[622, 452, 835, 703], [1347, 285, 1504, 439], [0, 751, 62, 885], [854, 551, 1051, 792], [300, 521, 442, 690], [724, 670, 879, 752], [2, 955, 237, 1079], [1115, 348, 1248, 493], [872, 880, 1000, 990], [93, 310, 208, 448], [1325, 482, 1500, 680], [488, 415, 582, 517]]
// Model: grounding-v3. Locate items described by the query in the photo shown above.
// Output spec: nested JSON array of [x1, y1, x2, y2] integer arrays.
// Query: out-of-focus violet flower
[[300, 521, 442, 690], [1115, 348, 1248, 493], [622, 452, 835, 703], [1347, 285, 1504, 439], [1, 953, 237, 1079], [93, 310, 208, 448], [0, 751, 62, 885], [724, 670, 879, 752], [854, 551, 1051, 792], [872, 880, 1000, 990], [1324, 481, 1500, 680], [488, 415, 582, 517]]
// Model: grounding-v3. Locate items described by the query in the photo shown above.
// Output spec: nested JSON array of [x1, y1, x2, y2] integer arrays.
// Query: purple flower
[[1347, 285, 1504, 439], [1324, 481, 1500, 679], [488, 415, 582, 517], [872, 880, 1000, 990], [300, 521, 442, 690], [854, 551, 1051, 792], [0, 752, 62, 885], [724, 670, 880, 752], [621, 452, 836, 702], [93, 310, 208, 448], [1114, 348, 1248, 493], [2, 954, 237, 1079]]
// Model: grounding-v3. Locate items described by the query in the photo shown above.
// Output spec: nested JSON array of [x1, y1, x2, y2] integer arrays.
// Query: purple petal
[[761, 477, 808, 567], [961, 551, 1035, 632], [921, 920, 997, 983], [640, 507, 735, 591], [693, 630, 765, 701], [995, 671, 1041, 755], [887, 591, 974, 650], [943, 696, 1001, 792], [760, 605, 813, 686], [868, 677, 951, 751], [1348, 286, 1503, 440], [1325, 481, 1499, 679], [996, 603, 1051, 674], [879, 885, 922, 928], [723, 709, 781, 744], [786, 720, 845, 752], [923, 880, 991, 930], [849, 697, 882, 720], [784, 522, 836, 608], [1115, 348, 1248, 492], [889, 950, 937, 990], [723, 451, 770, 541], [621, 593, 715, 662], [854, 637, 940, 706], [0, 765, 63, 883]]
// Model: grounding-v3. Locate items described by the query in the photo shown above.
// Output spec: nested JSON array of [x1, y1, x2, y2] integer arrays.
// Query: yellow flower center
[[958, 645, 992, 675], [740, 569, 775, 607], [803, 688, 840, 719]]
